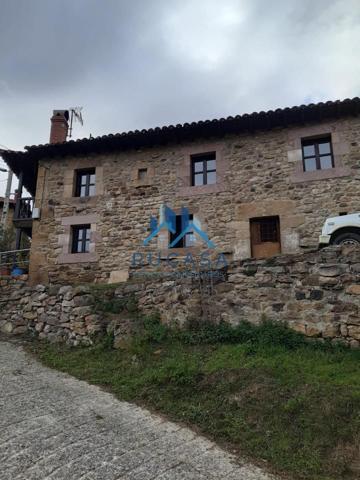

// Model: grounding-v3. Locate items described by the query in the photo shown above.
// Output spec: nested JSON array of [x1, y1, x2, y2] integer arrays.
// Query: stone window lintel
[[57, 214, 100, 264], [287, 123, 351, 183], [63, 162, 104, 199], [177, 143, 228, 196]]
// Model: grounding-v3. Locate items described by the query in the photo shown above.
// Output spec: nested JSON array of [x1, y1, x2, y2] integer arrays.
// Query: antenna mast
[[67, 107, 84, 139]]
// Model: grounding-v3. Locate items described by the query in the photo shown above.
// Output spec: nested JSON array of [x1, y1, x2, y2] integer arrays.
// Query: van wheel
[[331, 232, 360, 246]]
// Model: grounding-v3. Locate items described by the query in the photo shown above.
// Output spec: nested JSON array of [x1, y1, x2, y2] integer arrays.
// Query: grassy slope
[[32, 322, 360, 480]]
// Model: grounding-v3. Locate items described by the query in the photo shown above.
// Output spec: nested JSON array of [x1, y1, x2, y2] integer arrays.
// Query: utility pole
[[0, 167, 13, 237]]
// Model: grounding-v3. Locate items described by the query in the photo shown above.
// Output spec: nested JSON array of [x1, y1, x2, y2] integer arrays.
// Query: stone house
[[1, 98, 360, 285]]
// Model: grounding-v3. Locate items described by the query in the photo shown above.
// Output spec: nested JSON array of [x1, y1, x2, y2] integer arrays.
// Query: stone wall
[[208, 246, 360, 347], [125, 245, 360, 347], [0, 278, 104, 345], [1, 246, 359, 347], [28, 115, 360, 285]]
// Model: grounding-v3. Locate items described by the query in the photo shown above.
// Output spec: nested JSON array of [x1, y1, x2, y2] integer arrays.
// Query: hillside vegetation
[[33, 319, 360, 480]]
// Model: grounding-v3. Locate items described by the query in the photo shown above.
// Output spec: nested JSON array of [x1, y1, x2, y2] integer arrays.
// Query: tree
[[0, 225, 15, 252]]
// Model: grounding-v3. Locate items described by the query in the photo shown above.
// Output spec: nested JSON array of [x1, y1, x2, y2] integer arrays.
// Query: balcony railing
[[0, 248, 30, 275], [14, 197, 34, 221]]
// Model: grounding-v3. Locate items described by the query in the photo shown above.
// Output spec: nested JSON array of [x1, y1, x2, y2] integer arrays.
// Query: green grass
[[31, 320, 360, 480]]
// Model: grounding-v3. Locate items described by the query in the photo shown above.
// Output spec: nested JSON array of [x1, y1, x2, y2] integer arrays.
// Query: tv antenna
[[68, 107, 84, 139]]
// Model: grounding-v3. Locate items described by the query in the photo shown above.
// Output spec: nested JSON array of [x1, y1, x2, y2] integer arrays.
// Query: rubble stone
[[0, 246, 359, 346]]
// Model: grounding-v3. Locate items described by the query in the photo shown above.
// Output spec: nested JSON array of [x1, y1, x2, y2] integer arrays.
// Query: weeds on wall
[[87, 283, 342, 355]]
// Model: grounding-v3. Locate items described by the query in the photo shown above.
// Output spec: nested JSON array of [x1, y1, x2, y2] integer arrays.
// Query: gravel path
[[0, 340, 278, 480]]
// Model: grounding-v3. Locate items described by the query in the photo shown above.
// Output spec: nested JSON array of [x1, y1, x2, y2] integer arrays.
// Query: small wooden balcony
[[13, 197, 34, 232]]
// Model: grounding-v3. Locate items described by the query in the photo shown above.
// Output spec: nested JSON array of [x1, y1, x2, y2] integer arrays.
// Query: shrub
[[92, 331, 115, 351], [177, 319, 323, 351], [94, 295, 138, 315], [253, 320, 308, 349], [139, 313, 169, 343]]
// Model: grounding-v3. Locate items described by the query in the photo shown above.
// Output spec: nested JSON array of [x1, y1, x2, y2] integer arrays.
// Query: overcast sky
[[1, 0, 360, 194]]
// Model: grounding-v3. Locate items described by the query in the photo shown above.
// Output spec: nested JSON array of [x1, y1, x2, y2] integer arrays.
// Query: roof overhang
[[1, 97, 359, 196], [0, 150, 38, 196]]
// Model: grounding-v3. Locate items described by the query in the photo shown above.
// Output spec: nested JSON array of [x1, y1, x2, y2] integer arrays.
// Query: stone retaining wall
[[0, 246, 359, 347], [208, 246, 360, 347]]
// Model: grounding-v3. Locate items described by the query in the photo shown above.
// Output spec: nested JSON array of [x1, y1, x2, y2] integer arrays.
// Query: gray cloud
[[0, 0, 360, 193]]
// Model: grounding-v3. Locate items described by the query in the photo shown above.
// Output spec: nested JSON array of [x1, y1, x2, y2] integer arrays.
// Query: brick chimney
[[49, 110, 69, 144]]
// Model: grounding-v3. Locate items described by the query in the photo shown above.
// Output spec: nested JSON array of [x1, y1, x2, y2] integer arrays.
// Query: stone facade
[[1, 246, 359, 347], [27, 115, 360, 285]]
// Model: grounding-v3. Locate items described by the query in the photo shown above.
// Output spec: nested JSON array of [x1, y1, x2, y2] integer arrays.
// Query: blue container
[[11, 266, 25, 277]]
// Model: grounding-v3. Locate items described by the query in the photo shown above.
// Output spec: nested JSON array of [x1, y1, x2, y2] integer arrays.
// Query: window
[[259, 218, 279, 242], [138, 168, 148, 180], [302, 137, 334, 172], [75, 169, 96, 197], [191, 153, 216, 186], [71, 225, 91, 253], [250, 216, 281, 259], [251, 217, 280, 244], [170, 214, 194, 248]]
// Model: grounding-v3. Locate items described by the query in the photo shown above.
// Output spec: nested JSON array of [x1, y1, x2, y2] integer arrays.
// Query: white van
[[319, 213, 360, 246]]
